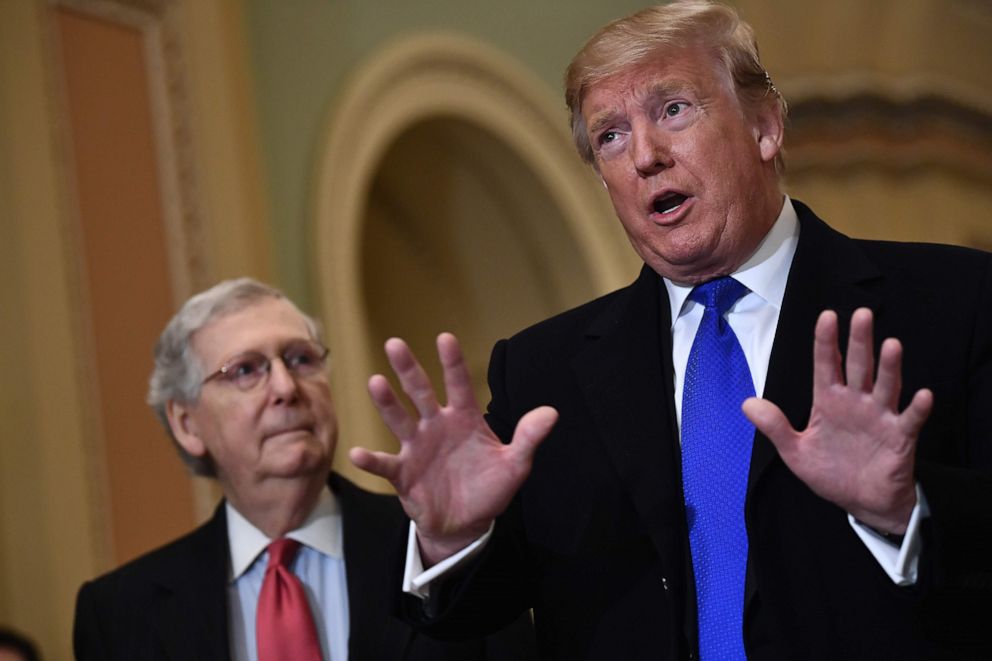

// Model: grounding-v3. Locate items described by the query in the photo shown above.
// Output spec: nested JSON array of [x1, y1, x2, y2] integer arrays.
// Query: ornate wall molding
[[50, 0, 217, 535], [54, 0, 209, 299], [784, 76, 992, 182]]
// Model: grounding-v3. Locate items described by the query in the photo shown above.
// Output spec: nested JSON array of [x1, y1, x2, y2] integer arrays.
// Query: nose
[[267, 357, 300, 404], [631, 123, 673, 177]]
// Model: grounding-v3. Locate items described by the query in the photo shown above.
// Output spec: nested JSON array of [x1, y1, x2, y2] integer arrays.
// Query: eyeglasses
[[201, 340, 329, 391]]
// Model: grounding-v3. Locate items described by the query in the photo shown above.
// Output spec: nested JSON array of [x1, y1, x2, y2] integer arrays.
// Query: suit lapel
[[153, 505, 232, 660], [571, 266, 686, 577], [749, 201, 885, 491], [743, 202, 885, 618]]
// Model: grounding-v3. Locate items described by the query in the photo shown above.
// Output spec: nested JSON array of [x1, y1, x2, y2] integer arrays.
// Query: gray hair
[[565, 0, 787, 171], [147, 277, 323, 476]]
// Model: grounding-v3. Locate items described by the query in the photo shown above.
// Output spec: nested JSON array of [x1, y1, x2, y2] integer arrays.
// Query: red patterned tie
[[256, 538, 323, 661]]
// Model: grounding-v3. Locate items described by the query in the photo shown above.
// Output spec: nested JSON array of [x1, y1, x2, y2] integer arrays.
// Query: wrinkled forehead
[[580, 48, 733, 123], [192, 297, 314, 366]]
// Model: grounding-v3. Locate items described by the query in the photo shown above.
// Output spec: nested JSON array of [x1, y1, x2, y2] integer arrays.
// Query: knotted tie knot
[[689, 276, 749, 317], [266, 537, 301, 569]]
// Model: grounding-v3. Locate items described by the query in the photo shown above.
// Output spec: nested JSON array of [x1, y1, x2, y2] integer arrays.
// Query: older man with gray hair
[[73, 278, 535, 661]]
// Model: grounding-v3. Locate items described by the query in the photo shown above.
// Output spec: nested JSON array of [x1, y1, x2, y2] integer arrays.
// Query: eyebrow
[[215, 338, 315, 363], [587, 111, 621, 137], [585, 78, 697, 137]]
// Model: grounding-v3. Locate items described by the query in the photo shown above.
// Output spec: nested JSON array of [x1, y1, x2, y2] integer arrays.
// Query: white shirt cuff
[[402, 521, 494, 599], [848, 483, 929, 586]]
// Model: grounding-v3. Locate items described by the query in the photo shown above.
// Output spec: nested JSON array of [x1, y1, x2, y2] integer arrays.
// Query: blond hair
[[565, 0, 786, 168]]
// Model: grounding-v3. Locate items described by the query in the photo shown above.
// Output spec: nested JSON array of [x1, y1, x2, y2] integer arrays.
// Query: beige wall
[[1, 4, 106, 658], [1, 0, 990, 658], [0, 1, 269, 658]]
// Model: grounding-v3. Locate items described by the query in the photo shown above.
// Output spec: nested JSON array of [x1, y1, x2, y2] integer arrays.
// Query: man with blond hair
[[353, 2, 992, 659]]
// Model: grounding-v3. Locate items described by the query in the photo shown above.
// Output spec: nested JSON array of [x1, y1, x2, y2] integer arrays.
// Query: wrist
[[849, 487, 916, 537], [416, 523, 492, 567]]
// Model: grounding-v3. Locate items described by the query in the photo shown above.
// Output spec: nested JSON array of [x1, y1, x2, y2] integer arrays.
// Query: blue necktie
[[681, 276, 755, 660]]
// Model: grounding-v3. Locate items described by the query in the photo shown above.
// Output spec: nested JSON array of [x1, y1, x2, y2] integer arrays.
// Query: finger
[[845, 308, 875, 391], [742, 397, 799, 457], [899, 388, 933, 438], [813, 310, 843, 392], [368, 374, 418, 440], [384, 337, 440, 418], [437, 332, 481, 411], [508, 406, 558, 468], [873, 338, 903, 410], [349, 446, 402, 482]]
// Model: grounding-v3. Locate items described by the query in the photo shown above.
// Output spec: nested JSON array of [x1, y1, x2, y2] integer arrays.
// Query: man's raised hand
[[350, 332, 557, 565], [742, 308, 932, 534]]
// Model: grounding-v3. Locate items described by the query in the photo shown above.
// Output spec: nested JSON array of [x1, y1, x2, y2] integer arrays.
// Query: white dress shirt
[[228, 487, 349, 661], [405, 197, 925, 596]]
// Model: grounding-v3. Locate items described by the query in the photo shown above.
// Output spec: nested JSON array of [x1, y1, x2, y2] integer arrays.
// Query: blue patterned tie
[[681, 276, 755, 660]]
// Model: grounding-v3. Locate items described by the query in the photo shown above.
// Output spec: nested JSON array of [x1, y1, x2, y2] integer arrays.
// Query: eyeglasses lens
[[222, 342, 328, 391]]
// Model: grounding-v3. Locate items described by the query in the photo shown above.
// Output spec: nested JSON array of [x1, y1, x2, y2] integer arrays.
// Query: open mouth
[[652, 192, 688, 215]]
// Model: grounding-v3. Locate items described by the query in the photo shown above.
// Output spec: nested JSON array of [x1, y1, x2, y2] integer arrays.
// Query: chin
[[269, 446, 330, 479]]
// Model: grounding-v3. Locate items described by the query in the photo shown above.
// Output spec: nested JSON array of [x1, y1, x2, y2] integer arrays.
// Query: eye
[[227, 354, 267, 380], [599, 130, 618, 145], [663, 102, 689, 118], [283, 342, 327, 373]]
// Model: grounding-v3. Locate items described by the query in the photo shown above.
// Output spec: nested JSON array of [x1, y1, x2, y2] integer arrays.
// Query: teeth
[[662, 202, 682, 214]]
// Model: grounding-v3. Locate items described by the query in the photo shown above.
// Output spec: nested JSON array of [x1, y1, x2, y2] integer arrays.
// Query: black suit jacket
[[406, 201, 992, 660], [74, 473, 537, 660]]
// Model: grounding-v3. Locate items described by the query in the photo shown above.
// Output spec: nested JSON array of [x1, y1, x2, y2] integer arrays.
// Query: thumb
[[508, 406, 558, 466], [348, 446, 401, 482], [900, 388, 933, 438], [742, 397, 798, 454]]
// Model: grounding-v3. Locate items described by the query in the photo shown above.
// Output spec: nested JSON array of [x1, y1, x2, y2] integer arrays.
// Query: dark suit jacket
[[74, 473, 537, 660], [405, 201, 992, 660]]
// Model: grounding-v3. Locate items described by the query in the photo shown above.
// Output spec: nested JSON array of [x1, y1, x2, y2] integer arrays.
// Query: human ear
[[753, 101, 784, 163], [166, 400, 207, 458]]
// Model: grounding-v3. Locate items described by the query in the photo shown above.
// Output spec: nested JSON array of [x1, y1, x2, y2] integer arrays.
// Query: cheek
[[598, 158, 631, 190], [605, 179, 639, 217], [215, 401, 264, 441], [307, 384, 336, 420]]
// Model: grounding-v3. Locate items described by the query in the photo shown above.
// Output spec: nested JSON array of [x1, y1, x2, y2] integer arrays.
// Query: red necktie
[[256, 538, 323, 661]]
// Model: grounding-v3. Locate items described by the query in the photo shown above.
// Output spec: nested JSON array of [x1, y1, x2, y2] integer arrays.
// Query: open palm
[[743, 308, 932, 534], [350, 333, 557, 564]]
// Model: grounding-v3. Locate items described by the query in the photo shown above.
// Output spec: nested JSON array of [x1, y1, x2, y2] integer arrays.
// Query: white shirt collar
[[226, 485, 343, 581], [665, 195, 800, 325]]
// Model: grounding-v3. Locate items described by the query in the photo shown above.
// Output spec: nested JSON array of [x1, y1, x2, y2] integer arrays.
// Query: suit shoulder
[[504, 273, 648, 349], [856, 236, 991, 262], [856, 237, 992, 285], [794, 197, 992, 282], [77, 513, 222, 603]]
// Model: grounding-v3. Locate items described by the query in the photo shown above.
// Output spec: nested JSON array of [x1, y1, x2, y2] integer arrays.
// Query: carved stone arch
[[312, 34, 634, 490]]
